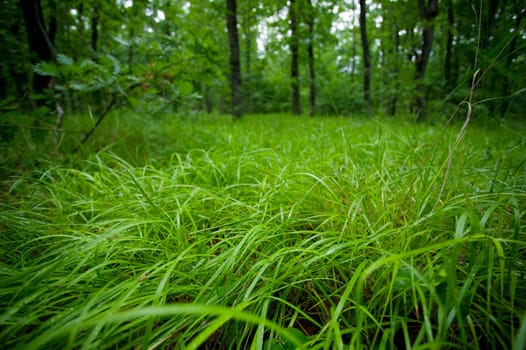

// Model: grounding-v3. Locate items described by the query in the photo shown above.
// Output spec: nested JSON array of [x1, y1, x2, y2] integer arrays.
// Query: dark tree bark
[[163, 0, 172, 36], [480, 0, 500, 51], [306, 0, 316, 116], [203, 84, 213, 113], [500, 0, 524, 117], [226, 0, 243, 118], [20, 0, 55, 96], [3, 11, 27, 99], [350, 29, 357, 83], [91, 7, 99, 52], [47, 0, 57, 45], [359, 0, 371, 115], [414, 0, 438, 122], [128, 25, 134, 71], [74, 3, 84, 58], [290, 0, 301, 116], [389, 17, 400, 116], [443, 0, 457, 94], [127, 3, 141, 73], [241, 0, 253, 113]]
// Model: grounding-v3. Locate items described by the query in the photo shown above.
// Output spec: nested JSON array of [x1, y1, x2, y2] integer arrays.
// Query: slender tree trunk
[[5, 15, 26, 98], [244, 32, 251, 113], [443, 0, 455, 93], [242, 0, 252, 113], [350, 32, 356, 83], [306, 0, 316, 116], [47, 0, 57, 45], [349, 0, 357, 83], [414, 0, 438, 122], [75, 3, 84, 59], [480, 0, 500, 51], [290, 0, 301, 116], [91, 7, 99, 52], [389, 17, 400, 116], [203, 84, 213, 113], [161, 0, 171, 36], [500, 0, 523, 117], [359, 0, 372, 115], [127, 3, 142, 73], [128, 27, 134, 71], [226, 0, 243, 118], [20, 0, 55, 97]]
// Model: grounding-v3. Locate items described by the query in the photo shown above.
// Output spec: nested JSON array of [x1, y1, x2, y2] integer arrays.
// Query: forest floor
[[1, 112, 525, 349]]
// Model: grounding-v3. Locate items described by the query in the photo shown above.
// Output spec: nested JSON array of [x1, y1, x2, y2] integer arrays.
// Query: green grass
[[1, 113, 525, 349]]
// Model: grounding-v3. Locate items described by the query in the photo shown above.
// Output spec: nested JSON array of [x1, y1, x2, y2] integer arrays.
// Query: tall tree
[[240, 0, 254, 113], [443, 0, 456, 94], [306, 0, 316, 116], [414, 0, 438, 122], [500, 0, 524, 117], [20, 0, 55, 98], [290, 0, 301, 115], [91, 7, 99, 52], [388, 13, 400, 116], [226, 0, 243, 118], [0, 1, 26, 99], [358, 0, 371, 115]]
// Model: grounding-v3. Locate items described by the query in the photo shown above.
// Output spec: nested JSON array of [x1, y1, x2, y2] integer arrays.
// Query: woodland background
[[1, 0, 525, 129]]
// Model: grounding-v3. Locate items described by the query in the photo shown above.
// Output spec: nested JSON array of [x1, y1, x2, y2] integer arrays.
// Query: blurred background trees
[[1, 0, 524, 124]]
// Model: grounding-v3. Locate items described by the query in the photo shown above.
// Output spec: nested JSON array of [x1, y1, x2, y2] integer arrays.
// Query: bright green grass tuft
[[1, 113, 525, 349]]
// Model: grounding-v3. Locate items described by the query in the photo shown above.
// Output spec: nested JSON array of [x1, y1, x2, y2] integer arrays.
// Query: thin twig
[[71, 82, 142, 153], [72, 93, 117, 153]]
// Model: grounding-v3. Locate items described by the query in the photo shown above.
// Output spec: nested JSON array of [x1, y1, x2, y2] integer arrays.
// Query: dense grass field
[[1, 113, 525, 349]]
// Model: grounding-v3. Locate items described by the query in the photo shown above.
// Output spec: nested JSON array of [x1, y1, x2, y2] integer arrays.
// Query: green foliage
[[3, 0, 525, 117], [33, 53, 124, 93], [264, 328, 309, 349]]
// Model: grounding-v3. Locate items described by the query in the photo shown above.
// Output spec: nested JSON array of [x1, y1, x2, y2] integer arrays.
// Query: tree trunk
[[128, 27, 134, 71], [290, 0, 301, 116], [3, 12, 27, 99], [91, 7, 99, 52], [164, 0, 172, 36], [500, 0, 524, 117], [242, 0, 253, 113], [203, 84, 213, 113], [480, 0, 500, 51], [226, 0, 243, 118], [414, 0, 438, 122], [443, 0, 456, 93], [74, 3, 84, 59], [306, 0, 316, 116], [389, 17, 400, 116], [359, 0, 371, 115], [47, 0, 57, 45], [20, 0, 55, 97]]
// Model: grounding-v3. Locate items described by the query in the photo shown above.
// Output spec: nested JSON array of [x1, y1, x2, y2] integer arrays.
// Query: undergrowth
[[1, 113, 525, 349]]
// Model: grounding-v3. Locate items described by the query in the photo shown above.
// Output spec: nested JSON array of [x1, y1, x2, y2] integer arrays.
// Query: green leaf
[[106, 54, 121, 76], [69, 82, 90, 92], [56, 54, 74, 66], [282, 328, 308, 349], [113, 35, 130, 47], [33, 62, 58, 77], [455, 212, 468, 239], [263, 328, 308, 350]]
